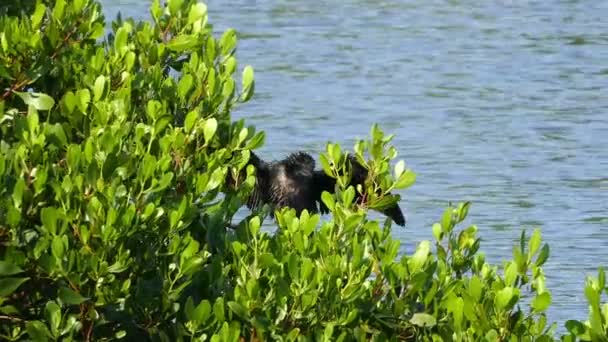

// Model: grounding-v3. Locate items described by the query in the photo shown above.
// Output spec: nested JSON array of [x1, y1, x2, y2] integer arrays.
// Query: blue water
[[102, 0, 608, 329]]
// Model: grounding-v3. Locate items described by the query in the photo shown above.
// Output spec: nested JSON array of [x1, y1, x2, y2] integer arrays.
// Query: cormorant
[[233, 151, 406, 226]]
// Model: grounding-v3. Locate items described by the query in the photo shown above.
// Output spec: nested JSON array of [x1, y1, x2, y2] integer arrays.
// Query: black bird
[[235, 151, 406, 226]]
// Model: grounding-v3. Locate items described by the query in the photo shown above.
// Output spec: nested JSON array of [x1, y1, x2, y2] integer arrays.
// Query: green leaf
[[448, 296, 464, 329], [394, 160, 405, 178], [83, 139, 94, 164], [204, 35, 216, 64], [370, 124, 382, 143], [58, 286, 88, 305], [224, 56, 237, 75], [178, 74, 193, 100], [249, 216, 260, 236], [495, 286, 519, 310], [168, 0, 184, 15], [26, 321, 51, 341], [167, 35, 199, 52], [321, 191, 335, 212], [187, 2, 207, 25], [63, 91, 77, 113], [528, 228, 542, 260], [47, 123, 68, 147], [31, 3, 47, 29], [409, 313, 436, 327], [154, 115, 171, 134], [45, 301, 62, 333], [15, 91, 55, 111], [504, 261, 517, 286], [240, 65, 255, 102], [469, 275, 483, 302], [286, 328, 300, 341], [222, 78, 236, 100], [409, 240, 430, 273], [288, 253, 299, 280], [185, 297, 195, 321], [228, 301, 248, 319], [219, 28, 237, 55], [0, 261, 24, 276], [323, 322, 334, 341], [440, 206, 453, 232], [301, 213, 320, 236], [432, 223, 442, 241], [146, 100, 162, 121], [456, 201, 470, 223], [258, 253, 276, 268], [184, 110, 198, 133], [531, 292, 551, 312], [51, 235, 65, 261], [319, 154, 333, 177], [27, 107, 39, 135], [12, 178, 26, 208], [214, 297, 225, 323], [114, 26, 129, 55], [368, 194, 399, 211], [41, 207, 59, 235], [0, 277, 30, 297], [73, 0, 86, 13], [204, 118, 217, 143], [245, 131, 265, 150], [330, 143, 342, 163], [485, 330, 499, 342], [193, 300, 211, 323], [77, 89, 90, 112], [535, 244, 550, 267], [206, 167, 225, 191], [152, 172, 174, 193], [565, 320, 586, 336], [93, 75, 106, 101], [52, 0, 66, 19], [237, 127, 248, 145], [300, 257, 314, 282], [342, 186, 355, 206]]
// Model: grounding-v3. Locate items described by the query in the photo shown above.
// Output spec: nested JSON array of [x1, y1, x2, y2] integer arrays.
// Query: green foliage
[[1, 0, 606, 341], [563, 267, 608, 342], [0, 0, 258, 339]]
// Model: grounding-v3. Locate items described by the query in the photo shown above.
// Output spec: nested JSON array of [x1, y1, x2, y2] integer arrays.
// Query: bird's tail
[[381, 203, 406, 227]]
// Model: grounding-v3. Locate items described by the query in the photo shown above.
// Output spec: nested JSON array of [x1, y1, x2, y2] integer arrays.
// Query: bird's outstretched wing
[[240, 151, 406, 227], [271, 152, 318, 214], [283, 151, 315, 177]]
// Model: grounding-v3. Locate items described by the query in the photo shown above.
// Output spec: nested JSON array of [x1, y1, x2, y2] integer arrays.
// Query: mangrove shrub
[[0, 0, 606, 341]]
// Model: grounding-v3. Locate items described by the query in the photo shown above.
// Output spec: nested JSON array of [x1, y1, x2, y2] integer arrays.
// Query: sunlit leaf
[[15, 91, 55, 110], [409, 313, 436, 327]]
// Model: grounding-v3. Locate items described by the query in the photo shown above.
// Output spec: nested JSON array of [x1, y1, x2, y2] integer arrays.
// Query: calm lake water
[[102, 0, 607, 330]]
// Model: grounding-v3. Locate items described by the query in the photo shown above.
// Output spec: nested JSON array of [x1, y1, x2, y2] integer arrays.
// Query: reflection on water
[[101, 0, 608, 328]]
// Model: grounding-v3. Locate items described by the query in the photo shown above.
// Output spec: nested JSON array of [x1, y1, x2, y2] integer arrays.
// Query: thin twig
[[0, 315, 24, 322], [2, 18, 82, 100]]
